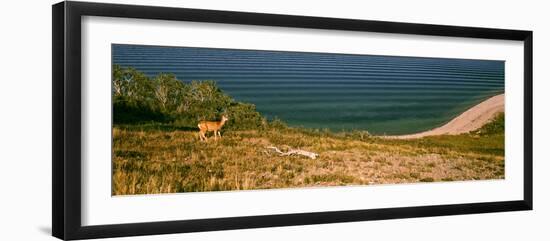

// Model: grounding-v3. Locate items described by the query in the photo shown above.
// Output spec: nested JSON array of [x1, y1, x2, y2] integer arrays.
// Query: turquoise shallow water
[[112, 44, 504, 135]]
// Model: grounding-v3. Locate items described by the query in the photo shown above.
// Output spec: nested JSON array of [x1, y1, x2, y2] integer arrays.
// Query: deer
[[198, 115, 229, 141]]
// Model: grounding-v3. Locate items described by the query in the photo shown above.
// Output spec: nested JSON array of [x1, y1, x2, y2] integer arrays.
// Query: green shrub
[[473, 113, 504, 136], [113, 101, 172, 124], [268, 117, 288, 129], [112, 65, 266, 130]]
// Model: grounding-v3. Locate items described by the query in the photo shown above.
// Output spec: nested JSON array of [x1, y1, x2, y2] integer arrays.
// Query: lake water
[[112, 44, 504, 135]]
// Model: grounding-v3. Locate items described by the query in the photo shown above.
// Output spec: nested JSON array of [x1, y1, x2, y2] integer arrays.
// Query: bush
[[226, 102, 266, 130], [113, 101, 172, 124], [473, 113, 504, 136], [112, 65, 266, 130], [268, 117, 288, 129]]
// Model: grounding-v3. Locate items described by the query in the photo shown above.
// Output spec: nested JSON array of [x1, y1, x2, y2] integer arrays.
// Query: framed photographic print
[[52, 1, 533, 240]]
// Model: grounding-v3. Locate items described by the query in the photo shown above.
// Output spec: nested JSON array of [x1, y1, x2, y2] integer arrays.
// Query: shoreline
[[384, 94, 504, 139]]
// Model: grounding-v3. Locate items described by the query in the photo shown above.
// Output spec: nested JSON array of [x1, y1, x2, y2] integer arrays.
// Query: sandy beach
[[386, 94, 504, 139]]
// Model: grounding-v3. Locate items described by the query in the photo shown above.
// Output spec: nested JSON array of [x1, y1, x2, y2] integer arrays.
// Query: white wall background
[[0, 0, 547, 240]]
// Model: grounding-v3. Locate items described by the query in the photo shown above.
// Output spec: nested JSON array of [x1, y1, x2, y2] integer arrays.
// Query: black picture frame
[[52, 1, 533, 240]]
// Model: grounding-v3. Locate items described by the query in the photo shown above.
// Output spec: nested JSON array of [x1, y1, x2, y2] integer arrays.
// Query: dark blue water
[[112, 44, 504, 135]]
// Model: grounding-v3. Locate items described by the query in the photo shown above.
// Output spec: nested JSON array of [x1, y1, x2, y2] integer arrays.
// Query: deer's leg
[[199, 130, 206, 141]]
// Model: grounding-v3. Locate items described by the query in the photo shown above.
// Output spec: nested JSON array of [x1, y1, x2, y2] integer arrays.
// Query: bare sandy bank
[[384, 94, 504, 139]]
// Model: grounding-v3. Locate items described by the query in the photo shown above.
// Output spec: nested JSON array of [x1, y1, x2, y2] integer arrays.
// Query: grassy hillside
[[111, 66, 504, 195], [112, 113, 504, 195]]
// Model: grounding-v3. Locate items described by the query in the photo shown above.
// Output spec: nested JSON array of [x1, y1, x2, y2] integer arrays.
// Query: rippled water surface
[[113, 44, 504, 135]]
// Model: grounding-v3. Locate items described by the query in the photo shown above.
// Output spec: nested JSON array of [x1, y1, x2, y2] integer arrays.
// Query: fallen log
[[266, 146, 319, 159]]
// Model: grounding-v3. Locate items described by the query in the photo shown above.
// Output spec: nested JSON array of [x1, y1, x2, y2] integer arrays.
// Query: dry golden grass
[[112, 122, 504, 195]]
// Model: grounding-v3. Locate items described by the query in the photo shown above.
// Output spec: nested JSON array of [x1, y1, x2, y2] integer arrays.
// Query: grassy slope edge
[[112, 113, 504, 195]]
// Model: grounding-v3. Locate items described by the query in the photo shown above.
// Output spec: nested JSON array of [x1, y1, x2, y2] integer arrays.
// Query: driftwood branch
[[266, 146, 319, 159]]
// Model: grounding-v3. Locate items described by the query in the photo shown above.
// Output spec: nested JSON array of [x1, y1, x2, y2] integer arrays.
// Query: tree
[[183, 80, 233, 121], [152, 73, 184, 113], [112, 65, 152, 107]]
